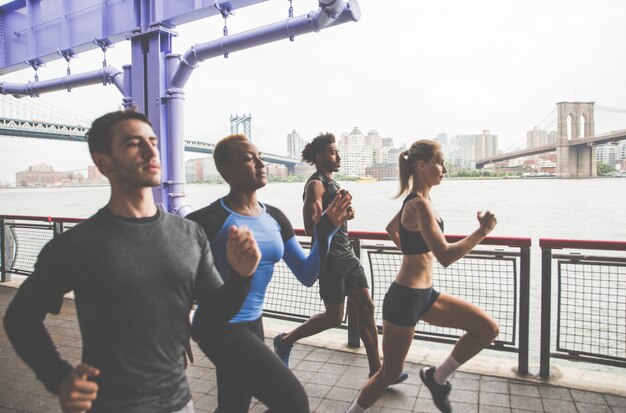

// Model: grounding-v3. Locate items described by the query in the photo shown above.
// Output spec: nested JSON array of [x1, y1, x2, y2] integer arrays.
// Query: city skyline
[[1, 0, 626, 182]]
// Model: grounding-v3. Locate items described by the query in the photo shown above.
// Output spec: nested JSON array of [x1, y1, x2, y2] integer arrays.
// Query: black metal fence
[[540, 239, 626, 376], [2, 215, 532, 373]]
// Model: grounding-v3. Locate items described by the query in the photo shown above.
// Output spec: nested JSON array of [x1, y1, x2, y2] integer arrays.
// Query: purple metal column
[[129, 27, 179, 212]]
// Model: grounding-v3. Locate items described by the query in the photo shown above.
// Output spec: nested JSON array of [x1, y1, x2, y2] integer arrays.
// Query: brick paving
[[1, 285, 625, 413]]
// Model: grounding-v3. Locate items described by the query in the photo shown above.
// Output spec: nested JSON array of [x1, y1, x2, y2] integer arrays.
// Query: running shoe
[[368, 371, 409, 385], [420, 367, 452, 413], [394, 372, 409, 385], [273, 333, 293, 366]]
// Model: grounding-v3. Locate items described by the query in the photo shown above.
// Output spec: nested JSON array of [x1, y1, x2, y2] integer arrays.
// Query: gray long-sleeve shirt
[[4, 207, 250, 413]]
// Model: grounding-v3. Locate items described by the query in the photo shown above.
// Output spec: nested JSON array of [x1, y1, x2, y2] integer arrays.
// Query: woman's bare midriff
[[394, 252, 434, 289]]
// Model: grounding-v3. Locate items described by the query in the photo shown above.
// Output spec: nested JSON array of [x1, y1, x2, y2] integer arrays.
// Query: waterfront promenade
[[1, 285, 625, 413]]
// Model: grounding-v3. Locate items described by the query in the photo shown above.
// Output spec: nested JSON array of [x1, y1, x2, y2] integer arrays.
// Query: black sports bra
[[398, 193, 444, 255]]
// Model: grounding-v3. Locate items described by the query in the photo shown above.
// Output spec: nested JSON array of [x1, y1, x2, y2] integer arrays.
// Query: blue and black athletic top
[[187, 197, 337, 324]]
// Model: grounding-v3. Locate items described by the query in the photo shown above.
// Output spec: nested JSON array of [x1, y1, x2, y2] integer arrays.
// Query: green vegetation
[[268, 174, 307, 183], [446, 170, 521, 178], [597, 162, 616, 175], [334, 174, 359, 181]]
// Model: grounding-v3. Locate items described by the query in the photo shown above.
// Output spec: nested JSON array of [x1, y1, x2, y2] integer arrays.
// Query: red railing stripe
[[295, 228, 532, 248], [540, 238, 626, 251], [0, 214, 84, 223]]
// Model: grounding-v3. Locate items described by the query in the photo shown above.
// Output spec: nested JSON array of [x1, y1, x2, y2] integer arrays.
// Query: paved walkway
[[1, 285, 625, 413]]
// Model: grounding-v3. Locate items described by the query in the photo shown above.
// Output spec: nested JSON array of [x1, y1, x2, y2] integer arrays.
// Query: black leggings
[[195, 318, 309, 413]]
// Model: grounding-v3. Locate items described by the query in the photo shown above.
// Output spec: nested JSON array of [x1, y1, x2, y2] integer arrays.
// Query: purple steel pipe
[[164, 54, 192, 216], [0, 66, 126, 98], [170, 0, 360, 89], [122, 65, 134, 110]]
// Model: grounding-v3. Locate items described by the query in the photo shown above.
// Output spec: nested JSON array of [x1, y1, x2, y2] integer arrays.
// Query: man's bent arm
[[303, 180, 325, 236], [4, 294, 73, 394]]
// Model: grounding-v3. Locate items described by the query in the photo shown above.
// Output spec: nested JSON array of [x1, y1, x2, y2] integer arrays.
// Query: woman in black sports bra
[[348, 140, 499, 413]]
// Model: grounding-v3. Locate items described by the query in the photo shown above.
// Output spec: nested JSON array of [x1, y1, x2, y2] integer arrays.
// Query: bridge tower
[[556, 102, 597, 177], [230, 113, 252, 141]]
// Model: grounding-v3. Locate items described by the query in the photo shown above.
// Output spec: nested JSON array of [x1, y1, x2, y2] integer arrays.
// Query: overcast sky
[[1, 0, 625, 182]]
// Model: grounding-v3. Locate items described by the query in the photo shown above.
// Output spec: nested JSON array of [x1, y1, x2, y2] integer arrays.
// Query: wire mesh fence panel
[[368, 249, 518, 347], [557, 261, 626, 362], [264, 244, 347, 323], [10, 224, 54, 274]]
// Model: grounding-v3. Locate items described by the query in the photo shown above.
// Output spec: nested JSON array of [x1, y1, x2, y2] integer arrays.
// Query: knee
[[482, 318, 500, 344], [323, 306, 344, 327], [358, 298, 375, 319], [327, 310, 344, 327], [489, 320, 500, 342]]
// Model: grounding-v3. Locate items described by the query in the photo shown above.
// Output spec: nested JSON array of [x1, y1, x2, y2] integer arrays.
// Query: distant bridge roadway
[[0, 117, 298, 168]]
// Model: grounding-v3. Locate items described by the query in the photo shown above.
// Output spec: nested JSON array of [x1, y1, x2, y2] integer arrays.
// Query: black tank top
[[303, 172, 352, 257], [399, 192, 444, 255]]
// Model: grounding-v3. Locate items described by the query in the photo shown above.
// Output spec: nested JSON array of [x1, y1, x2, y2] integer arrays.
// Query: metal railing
[[540, 238, 626, 376], [232, 227, 533, 374], [1, 215, 532, 373], [0, 215, 81, 279]]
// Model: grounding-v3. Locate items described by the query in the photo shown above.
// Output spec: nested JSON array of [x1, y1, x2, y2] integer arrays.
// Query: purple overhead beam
[[0, 66, 125, 98]]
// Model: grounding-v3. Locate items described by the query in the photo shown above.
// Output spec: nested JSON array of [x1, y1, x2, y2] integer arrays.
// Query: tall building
[[287, 129, 307, 159], [337, 144, 372, 177], [185, 158, 204, 182], [526, 127, 556, 148], [435, 132, 449, 145], [341, 127, 364, 146], [364, 130, 382, 147], [382, 137, 394, 148], [450, 130, 499, 169], [337, 127, 370, 177], [596, 143, 618, 166], [185, 156, 221, 183]]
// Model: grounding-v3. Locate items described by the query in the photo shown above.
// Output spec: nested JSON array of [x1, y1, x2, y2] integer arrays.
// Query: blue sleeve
[[282, 214, 338, 287]]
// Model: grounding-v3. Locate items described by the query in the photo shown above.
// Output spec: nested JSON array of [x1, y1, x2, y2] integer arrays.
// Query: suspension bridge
[[476, 102, 626, 177], [0, 95, 299, 170]]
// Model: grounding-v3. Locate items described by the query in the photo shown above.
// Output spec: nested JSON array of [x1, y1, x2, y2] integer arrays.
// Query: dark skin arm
[[302, 180, 325, 236]]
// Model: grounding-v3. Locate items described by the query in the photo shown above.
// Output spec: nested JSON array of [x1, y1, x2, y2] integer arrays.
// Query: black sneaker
[[420, 367, 452, 413]]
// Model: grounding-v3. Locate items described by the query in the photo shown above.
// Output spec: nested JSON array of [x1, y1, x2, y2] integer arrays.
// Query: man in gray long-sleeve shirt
[[3, 111, 261, 413]]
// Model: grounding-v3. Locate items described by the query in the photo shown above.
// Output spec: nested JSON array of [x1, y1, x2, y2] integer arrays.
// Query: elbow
[[385, 225, 393, 236], [433, 251, 453, 268]]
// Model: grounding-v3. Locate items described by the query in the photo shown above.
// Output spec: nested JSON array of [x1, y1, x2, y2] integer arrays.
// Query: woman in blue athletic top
[[348, 140, 499, 413], [187, 133, 352, 413]]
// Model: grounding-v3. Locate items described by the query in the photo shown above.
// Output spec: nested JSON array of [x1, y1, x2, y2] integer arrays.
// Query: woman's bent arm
[[409, 199, 496, 267]]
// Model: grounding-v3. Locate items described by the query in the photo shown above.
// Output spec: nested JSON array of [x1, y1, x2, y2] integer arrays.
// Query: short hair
[[213, 134, 249, 180], [86, 111, 151, 154], [301, 133, 335, 165]]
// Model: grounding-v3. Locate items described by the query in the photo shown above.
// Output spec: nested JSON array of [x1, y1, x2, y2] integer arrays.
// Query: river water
[[1, 178, 625, 373], [1, 178, 624, 241]]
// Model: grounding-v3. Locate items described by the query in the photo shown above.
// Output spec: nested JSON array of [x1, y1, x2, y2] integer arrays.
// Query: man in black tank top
[[274, 133, 407, 383]]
